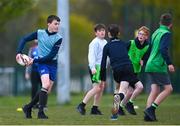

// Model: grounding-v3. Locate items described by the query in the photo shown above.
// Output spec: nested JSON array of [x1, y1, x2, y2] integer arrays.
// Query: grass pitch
[[0, 93, 180, 125]]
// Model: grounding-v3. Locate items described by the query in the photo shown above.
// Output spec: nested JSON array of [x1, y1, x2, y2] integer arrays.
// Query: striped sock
[[118, 93, 125, 101], [129, 99, 134, 104], [120, 103, 124, 108], [39, 88, 48, 112], [152, 102, 158, 109], [81, 102, 86, 108]]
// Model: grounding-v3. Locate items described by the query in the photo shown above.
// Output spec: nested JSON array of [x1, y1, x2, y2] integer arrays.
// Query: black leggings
[[30, 71, 42, 100]]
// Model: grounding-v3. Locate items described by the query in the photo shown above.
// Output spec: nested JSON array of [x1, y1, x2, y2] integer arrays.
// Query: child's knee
[[136, 81, 143, 90], [167, 85, 173, 93], [138, 84, 144, 91], [100, 84, 105, 91], [127, 88, 133, 95], [97, 86, 103, 92], [93, 85, 101, 92]]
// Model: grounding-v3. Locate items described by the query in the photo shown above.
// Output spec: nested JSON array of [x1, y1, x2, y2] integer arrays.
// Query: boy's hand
[[16, 53, 22, 62], [91, 68, 97, 74], [26, 57, 33, 66], [168, 64, 175, 73], [140, 60, 143, 66]]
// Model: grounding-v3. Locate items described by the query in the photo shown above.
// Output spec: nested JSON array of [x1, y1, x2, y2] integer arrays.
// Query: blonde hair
[[138, 26, 150, 36]]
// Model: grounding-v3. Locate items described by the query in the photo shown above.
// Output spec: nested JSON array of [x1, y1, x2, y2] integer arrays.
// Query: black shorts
[[129, 73, 138, 88], [113, 65, 139, 87]]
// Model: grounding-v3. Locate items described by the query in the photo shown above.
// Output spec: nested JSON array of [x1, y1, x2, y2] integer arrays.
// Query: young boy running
[[25, 40, 42, 108], [144, 13, 175, 121], [16, 15, 62, 119], [77, 24, 107, 115], [118, 26, 150, 115], [100, 24, 139, 120]]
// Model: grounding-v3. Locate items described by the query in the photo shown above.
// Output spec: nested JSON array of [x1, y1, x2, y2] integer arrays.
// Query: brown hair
[[160, 13, 172, 26], [138, 26, 150, 36], [47, 15, 60, 23], [94, 24, 106, 32], [108, 24, 120, 38]]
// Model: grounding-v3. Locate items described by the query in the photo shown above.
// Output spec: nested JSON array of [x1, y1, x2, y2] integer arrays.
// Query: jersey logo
[[41, 69, 46, 74]]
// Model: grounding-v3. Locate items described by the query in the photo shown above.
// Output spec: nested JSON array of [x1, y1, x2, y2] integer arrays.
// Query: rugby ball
[[16, 54, 30, 66]]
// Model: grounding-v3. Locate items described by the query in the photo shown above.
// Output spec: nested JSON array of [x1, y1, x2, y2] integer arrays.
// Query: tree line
[[0, 0, 179, 67]]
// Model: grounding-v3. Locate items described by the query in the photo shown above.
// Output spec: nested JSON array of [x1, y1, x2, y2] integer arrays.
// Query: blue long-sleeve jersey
[[159, 33, 172, 65], [100, 38, 132, 81]]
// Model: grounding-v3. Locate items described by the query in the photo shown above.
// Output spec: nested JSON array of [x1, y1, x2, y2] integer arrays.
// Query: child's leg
[[153, 84, 173, 105], [30, 71, 40, 100], [146, 84, 160, 108], [82, 84, 101, 104], [113, 81, 129, 113], [90, 83, 105, 115], [125, 82, 142, 115], [93, 83, 105, 106], [118, 81, 129, 96], [121, 86, 134, 106], [145, 84, 172, 121], [77, 83, 102, 115], [129, 81, 143, 101], [115, 83, 132, 106], [47, 81, 54, 93], [38, 74, 52, 119]]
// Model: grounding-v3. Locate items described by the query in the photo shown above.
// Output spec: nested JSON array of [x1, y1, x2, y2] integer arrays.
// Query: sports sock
[[80, 102, 86, 108], [39, 88, 48, 112], [129, 99, 134, 104], [151, 102, 158, 109], [120, 103, 125, 108], [118, 93, 125, 101], [27, 91, 40, 108]]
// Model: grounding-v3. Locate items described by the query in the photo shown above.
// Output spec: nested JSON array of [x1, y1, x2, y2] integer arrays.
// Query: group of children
[[16, 13, 175, 122], [76, 13, 175, 122]]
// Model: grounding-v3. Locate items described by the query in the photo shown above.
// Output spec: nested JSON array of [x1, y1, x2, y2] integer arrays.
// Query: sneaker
[[125, 102, 137, 115], [76, 104, 86, 115], [144, 107, 157, 121], [144, 114, 153, 121], [38, 111, 48, 119], [112, 94, 120, 114], [118, 106, 125, 115], [110, 114, 118, 120], [22, 105, 32, 119], [90, 108, 103, 115]]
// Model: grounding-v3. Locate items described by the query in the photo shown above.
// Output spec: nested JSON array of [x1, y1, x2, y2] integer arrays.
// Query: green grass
[[0, 93, 180, 125]]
